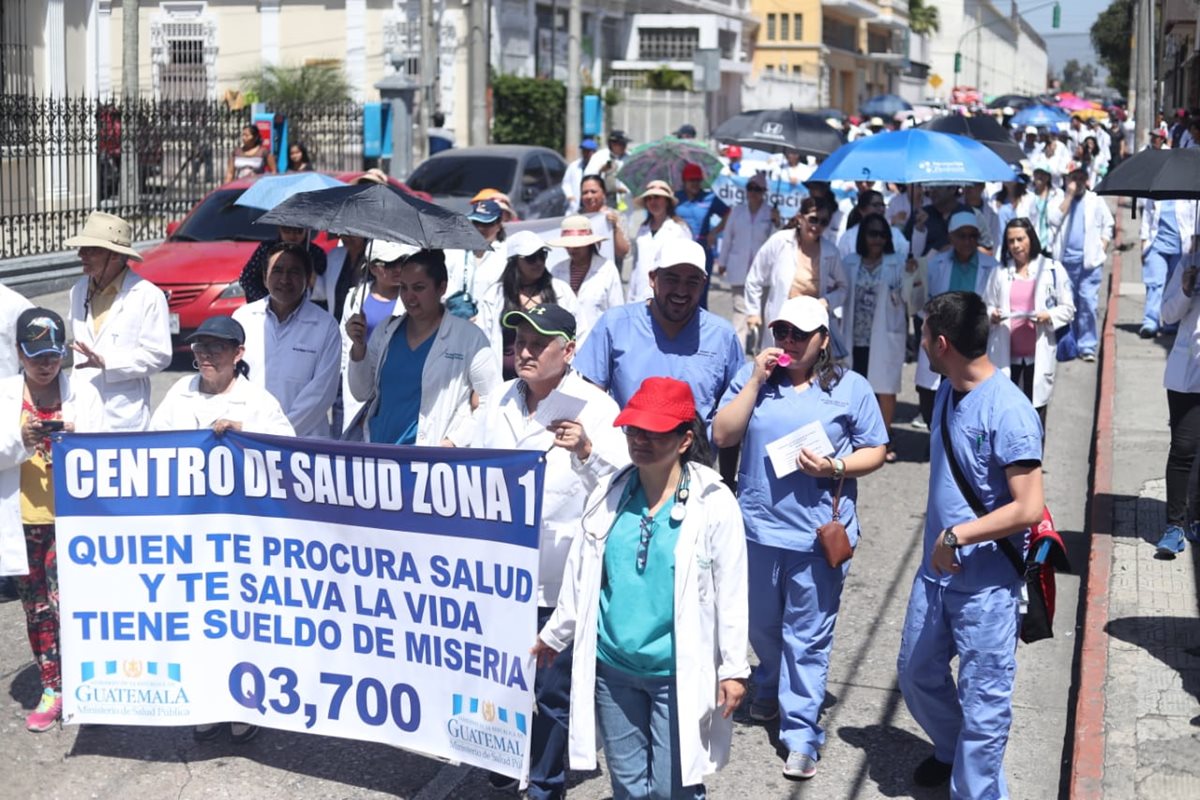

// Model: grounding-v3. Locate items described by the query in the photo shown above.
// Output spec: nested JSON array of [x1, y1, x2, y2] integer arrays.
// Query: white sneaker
[[783, 751, 817, 779]]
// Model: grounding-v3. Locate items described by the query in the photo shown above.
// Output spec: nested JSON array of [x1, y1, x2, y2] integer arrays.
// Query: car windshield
[[171, 189, 274, 242], [406, 156, 517, 197]]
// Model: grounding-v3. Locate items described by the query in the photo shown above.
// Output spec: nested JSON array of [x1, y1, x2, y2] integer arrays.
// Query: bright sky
[[1017, 0, 1111, 35]]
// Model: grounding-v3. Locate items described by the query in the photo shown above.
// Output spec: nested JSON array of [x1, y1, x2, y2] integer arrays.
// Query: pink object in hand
[[776, 353, 792, 367]]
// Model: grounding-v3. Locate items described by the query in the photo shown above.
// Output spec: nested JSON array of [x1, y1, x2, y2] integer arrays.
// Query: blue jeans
[[594, 661, 706, 800], [1142, 248, 1183, 331], [1063, 259, 1101, 356], [747, 542, 849, 759], [897, 577, 1020, 800], [527, 606, 572, 800]]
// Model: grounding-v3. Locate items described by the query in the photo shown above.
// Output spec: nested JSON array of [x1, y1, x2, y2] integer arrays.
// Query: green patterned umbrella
[[616, 136, 724, 196]]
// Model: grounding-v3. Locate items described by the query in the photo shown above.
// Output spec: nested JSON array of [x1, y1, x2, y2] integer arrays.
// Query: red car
[[134, 171, 425, 352]]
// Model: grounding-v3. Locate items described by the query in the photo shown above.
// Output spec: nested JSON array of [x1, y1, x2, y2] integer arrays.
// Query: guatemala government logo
[[446, 693, 527, 771], [74, 660, 190, 718]]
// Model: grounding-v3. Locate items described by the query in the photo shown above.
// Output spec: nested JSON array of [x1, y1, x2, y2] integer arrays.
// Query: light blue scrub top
[[718, 363, 888, 550], [370, 319, 434, 445], [575, 302, 744, 420], [1062, 199, 1086, 264], [923, 373, 1043, 592], [597, 480, 680, 677], [1154, 200, 1182, 253]]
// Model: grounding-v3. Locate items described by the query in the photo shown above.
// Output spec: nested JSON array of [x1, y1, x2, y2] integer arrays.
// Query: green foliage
[[1060, 59, 1098, 94], [908, 0, 940, 37], [583, 85, 622, 108], [643, 66, 692, 91], [240, 63, 352, 113], [492, 74, 566, 151], [1091, 0, 1132, 96]]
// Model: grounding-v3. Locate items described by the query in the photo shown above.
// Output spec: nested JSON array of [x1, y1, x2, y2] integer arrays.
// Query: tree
[[492, 75, 566, 151], [643, 66, 692, 91], [1061, 59, 1099, 94], [241, 63, 352, 112], [909, 0, 940, 37], [1091, 0, 1132, 96]]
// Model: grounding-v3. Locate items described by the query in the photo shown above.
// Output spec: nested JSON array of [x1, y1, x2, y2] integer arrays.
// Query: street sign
[[928, 73, 944, 89]]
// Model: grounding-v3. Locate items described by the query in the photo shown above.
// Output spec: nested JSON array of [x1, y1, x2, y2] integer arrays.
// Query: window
[[794, 14, 803, 40], [637, 28, 699, 60], [792, 65, 803, 77], [766, 14, 775, 41], [780, 14, 789, 42], [765, 64, 775, 74]]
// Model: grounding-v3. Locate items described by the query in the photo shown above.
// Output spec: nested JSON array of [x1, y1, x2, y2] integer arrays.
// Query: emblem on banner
[[72, 659, 190, 719], [122, 660, 143, 678], [446, 693, 528, 771]]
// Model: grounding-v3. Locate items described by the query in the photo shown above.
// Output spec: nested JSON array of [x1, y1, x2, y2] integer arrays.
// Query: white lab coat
[[0, 372, 104, 576], [68, 269, 172, 432], [549, 255, 624, 346], [1050, 191, 1114, 269], [347, 310, 500, 445], [627, 217, 691, 303], [561, 158, 587, 215], [444, 242, 507, 305], [1140, 199, 1200, 256], [0, 283, 32, 378], [150, 374, 295, 436], [472, 371, 628, 607], [836, 224, 909, 260], [1161, 265, 1200, 393], [336, 285, 402, 436], [840, 253, 915, 394], [914, 250, 998, 390], [1028, 189, 1067, 247], [984, 256, 1076, 408], [539, 462, 750, 788], [719, 202, 777, 285], [745, 230, 848, 347], [233, 298, 342, 438], [476, 278, 578, 370]]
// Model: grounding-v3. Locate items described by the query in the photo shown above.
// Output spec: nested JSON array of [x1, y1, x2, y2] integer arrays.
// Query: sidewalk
[[1073, 200, 1200, 797]]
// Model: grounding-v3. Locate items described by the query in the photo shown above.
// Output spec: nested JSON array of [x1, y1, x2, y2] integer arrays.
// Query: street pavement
[[2, 259, 1100, 798]]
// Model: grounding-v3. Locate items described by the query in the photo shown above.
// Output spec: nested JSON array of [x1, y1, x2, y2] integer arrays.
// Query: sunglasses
[[190, 341, 235, 357], [746, 185, 765, 193], [804, 215, 832, 227], [621, 425, 677, 441], [770, 323, 820, 344], [636, 515, 656, 573], [520, 250, 549, 262]]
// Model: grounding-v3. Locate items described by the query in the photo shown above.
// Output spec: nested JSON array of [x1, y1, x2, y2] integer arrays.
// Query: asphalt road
[[1, 278, 1095, 799]]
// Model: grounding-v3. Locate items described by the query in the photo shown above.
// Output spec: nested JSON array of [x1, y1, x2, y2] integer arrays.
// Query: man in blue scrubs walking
[[897, 291, 1045, 799], [1053, 167, 1114, 361]]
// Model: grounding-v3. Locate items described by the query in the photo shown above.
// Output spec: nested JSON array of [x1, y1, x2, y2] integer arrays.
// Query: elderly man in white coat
[[913, 212, 998, 427], [65, 211, 172, 432], [472, 303, 627, 798], [716, 173, 779, 352], [234, 242, 341, 438]]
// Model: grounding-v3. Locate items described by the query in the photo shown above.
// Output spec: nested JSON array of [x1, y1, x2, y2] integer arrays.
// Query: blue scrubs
[[717, 364, 887, 760], [897, 374, 1042, 800], [369, 319, 434, 445], [575, 302, 744, 421], [1143, 201, 1183, 332]]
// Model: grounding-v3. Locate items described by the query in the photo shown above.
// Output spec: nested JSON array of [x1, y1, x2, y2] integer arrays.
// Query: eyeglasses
[[190, 342, 235, 357], [636, 515, 655, 573], [770, 323, 819, 344], [621, 425, 676, 441], [805, 215, 832, 227]]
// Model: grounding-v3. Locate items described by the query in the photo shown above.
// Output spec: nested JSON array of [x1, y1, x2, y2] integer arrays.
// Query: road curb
[[1068, 205, 1122, 798]]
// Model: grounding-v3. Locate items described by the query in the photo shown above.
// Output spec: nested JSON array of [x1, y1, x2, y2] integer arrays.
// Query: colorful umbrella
[[234, 172, 345, 211], [1056, 93, 1099, 112], [616, 136, 724, 196], [1010, 105, 1071, 129], [807, 129, 1016, 184]]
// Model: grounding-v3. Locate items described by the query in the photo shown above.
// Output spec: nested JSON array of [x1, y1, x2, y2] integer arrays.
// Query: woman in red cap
[[534, 377, 749, 799]]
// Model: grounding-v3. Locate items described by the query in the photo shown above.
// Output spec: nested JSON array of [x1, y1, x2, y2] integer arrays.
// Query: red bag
[[1017, 507, 1072, 644]]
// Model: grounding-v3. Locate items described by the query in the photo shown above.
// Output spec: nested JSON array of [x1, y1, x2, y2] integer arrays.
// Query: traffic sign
[[929, 74, 943, 89]]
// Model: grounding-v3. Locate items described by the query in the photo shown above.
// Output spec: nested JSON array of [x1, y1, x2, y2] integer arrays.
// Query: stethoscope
[[580, 463, 693, 539]]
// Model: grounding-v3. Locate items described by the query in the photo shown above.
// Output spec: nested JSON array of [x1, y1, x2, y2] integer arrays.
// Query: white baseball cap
[[368, 239, 420, 263], [948, 211, 980, 234], [655, 239, 707, 275], [770, 295, 829, 332], [506, 230, 549, 259]]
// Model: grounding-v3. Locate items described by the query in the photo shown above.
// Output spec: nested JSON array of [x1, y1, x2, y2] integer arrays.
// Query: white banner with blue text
[[54, 430, 545, 781]]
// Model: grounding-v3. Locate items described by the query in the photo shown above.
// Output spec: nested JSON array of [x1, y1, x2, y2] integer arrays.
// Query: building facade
[[922, 0, 1048, 100]]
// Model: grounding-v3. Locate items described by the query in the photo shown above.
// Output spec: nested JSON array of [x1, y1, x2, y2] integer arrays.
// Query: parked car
[[405, 145, 568, 219], [133, 171, 424, 352]]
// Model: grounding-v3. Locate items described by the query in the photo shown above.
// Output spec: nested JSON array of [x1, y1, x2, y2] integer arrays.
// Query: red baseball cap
[[681, 162, 704, 181], [613, 377, 697, 433]]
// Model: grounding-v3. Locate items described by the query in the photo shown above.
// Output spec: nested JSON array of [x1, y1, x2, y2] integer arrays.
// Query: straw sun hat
[[546, 215, 608, 248], [635, 180, 676, 209], [63, 211, 142, 260]]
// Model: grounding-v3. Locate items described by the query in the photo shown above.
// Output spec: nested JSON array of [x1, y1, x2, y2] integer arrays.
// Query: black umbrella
[[711, 108, 845, 158], [859, 94, 912, 118], [987, 94, 1035, 110], [917, 115, 1024, 164], [256, 183, 488, 250], [1093, 148, 1200, 200]]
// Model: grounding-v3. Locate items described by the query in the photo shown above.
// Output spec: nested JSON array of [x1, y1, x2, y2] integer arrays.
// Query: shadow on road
[[837, 719, 944, 799], [1105, 614, 1200, 726], [8, 663, 42, 710]]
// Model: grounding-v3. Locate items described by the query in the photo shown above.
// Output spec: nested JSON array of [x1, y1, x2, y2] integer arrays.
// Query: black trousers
[[1166, 390, 1200, 527]]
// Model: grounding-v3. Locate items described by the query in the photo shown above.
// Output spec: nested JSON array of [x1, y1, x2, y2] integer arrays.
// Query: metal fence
[[0, 95, 365, 261]]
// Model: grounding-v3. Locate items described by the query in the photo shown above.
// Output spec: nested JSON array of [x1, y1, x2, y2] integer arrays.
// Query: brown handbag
[[816, 474, 853, 568]]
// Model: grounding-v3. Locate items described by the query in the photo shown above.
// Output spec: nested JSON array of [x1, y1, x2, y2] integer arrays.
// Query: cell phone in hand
[[37, 420, 64, 432]]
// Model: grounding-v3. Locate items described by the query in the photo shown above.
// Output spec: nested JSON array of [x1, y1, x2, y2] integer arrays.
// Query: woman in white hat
[[627, 180, 690, 304], [548, 216, 623, 345]]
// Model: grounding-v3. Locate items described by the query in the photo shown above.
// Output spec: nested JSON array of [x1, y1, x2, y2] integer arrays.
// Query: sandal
[[884, 450, 898, 464]]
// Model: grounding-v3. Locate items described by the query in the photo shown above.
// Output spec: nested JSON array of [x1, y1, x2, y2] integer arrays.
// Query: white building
[[922, 0, 1048, 100]]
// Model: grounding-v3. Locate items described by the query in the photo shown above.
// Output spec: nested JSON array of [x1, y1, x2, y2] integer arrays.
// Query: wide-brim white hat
[[63, 211, 142, 260], [546, 215, 607, 248]]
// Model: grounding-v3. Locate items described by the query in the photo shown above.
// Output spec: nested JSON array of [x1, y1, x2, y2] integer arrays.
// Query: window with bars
[[780, 14, 789, 42], [0, 0, 34, 95], [794, 14, 803, 40], [637, 28, 699, 61], [766, 15, 776, 42], [161, 37, 207, 101]]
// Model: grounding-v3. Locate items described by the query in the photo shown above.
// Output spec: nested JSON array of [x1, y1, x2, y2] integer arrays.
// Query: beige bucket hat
[[546, 215, 607, 248], [635, 180, 676, 209], [63, 211, 142, 260]]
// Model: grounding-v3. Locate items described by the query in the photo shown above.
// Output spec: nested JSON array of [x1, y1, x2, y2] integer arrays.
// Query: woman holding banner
[[534, 377, 749, 799], [1, 308, 103, 732]]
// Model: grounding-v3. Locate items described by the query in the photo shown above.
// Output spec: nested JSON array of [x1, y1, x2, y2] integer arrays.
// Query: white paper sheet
[[765, 421, 836, 478], [533, 388, 589, 428]]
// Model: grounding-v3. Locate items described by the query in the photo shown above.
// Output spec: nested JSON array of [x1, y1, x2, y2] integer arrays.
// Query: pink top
[[1009, 275, 1037, 359]]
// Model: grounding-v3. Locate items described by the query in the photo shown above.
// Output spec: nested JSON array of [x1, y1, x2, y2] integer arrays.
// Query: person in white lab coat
[[442, 199, 508, 316], [985, 219, 1076, 431], [472, 303, 627, 797], [717, 173, 779, 352], [627, 181, 691, 304], [64, 211, 172, 432], [533, 376, 749, 798], [233, 242, 341, 438], [0, 283, 33, 379], [346, 249, 500, 445], [547, 216, 623, 346]]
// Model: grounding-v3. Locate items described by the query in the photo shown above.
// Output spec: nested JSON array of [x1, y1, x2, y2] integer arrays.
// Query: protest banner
[[54, 430, 545, 782]]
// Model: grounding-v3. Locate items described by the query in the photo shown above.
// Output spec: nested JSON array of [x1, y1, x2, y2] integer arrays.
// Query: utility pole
[[121, 0, 140, 205], [1133, 0, 1153, 147], [467, 0, 488, 146], [418, 0, 434, 162], [565, 0, 581, 159]]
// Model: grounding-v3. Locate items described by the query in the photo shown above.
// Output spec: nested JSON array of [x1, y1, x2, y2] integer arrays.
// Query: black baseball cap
[[186, 315, 245, 345], [16, 308, 66, 357], [608, 130, 631, 144], [502, 303, 577, 341]]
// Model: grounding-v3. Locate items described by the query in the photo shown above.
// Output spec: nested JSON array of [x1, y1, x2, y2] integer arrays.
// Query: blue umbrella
[[859, 94, 913, 118], [1010, 104, 1070, 129], [808, 130, 1017, 184], [234, 172, 346, 211]]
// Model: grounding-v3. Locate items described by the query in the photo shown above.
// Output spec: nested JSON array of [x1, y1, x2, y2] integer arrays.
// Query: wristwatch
[[831, 457, 846, 480], [941, 527, 960, 549]]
